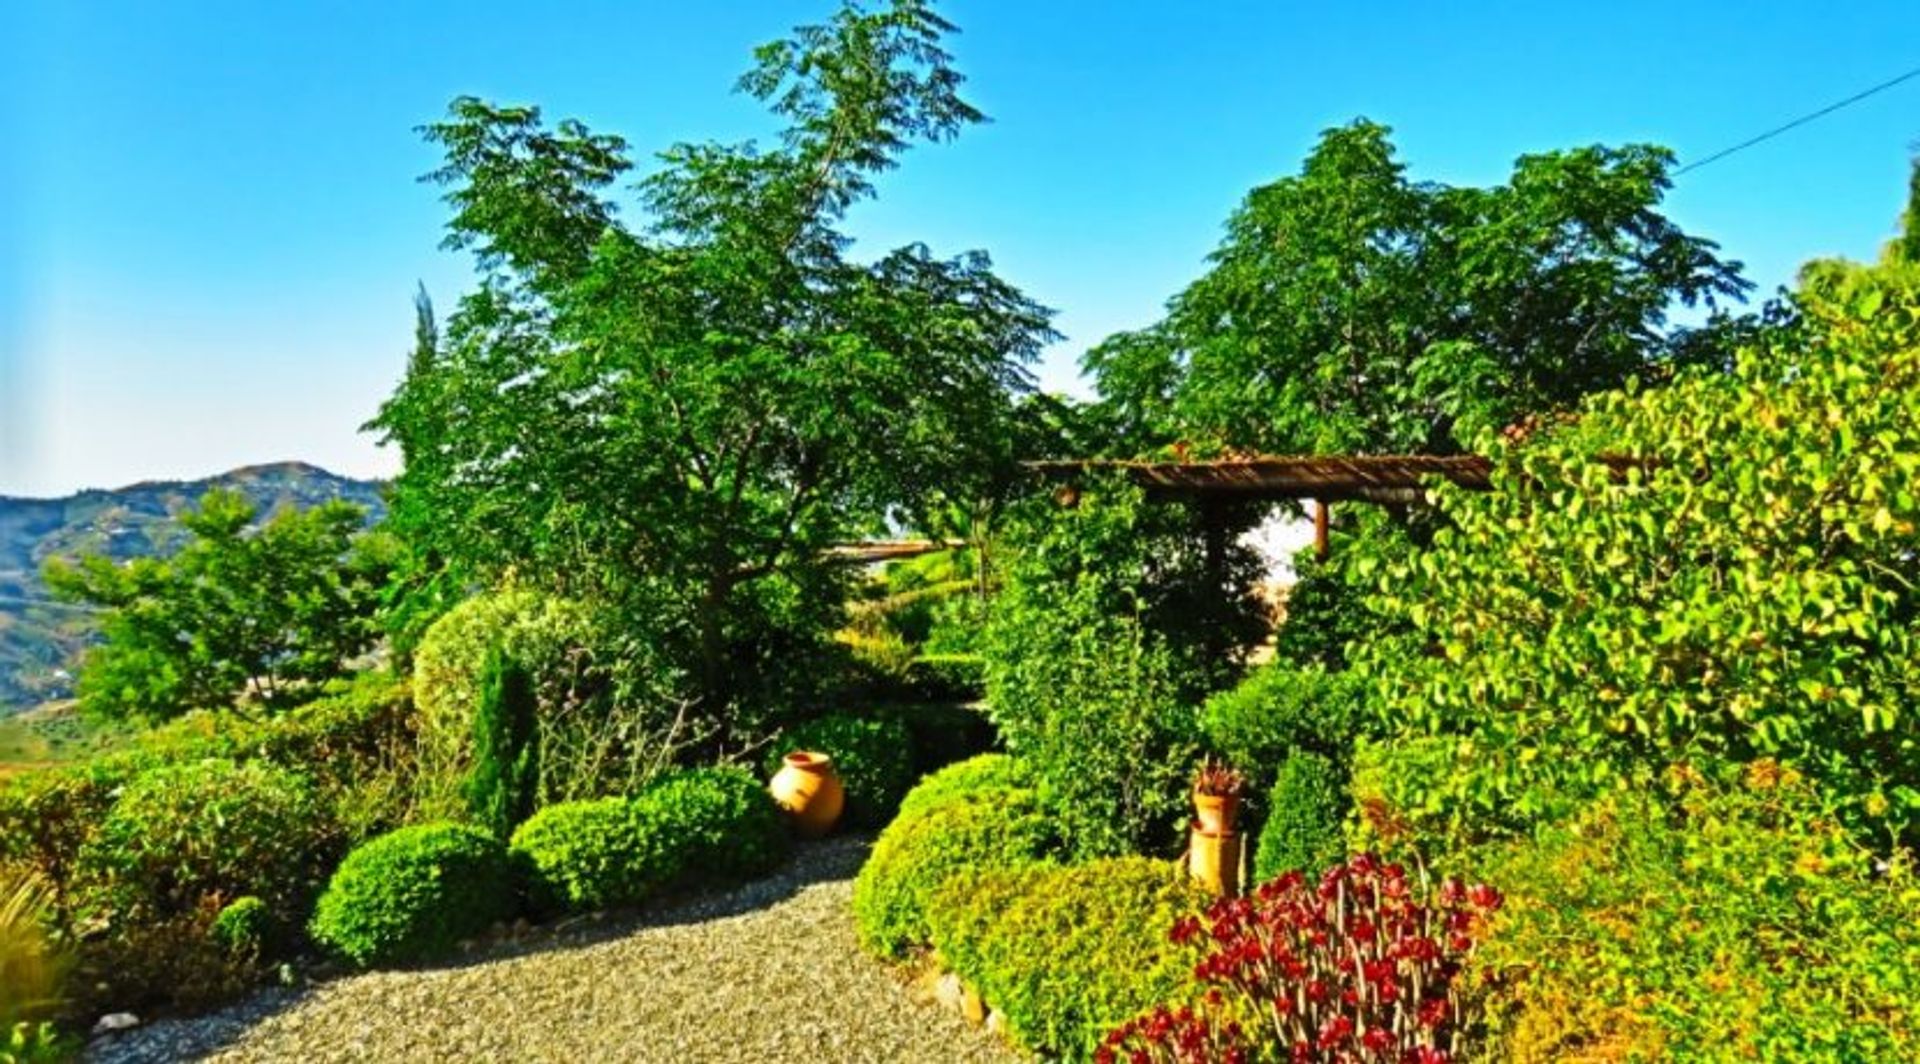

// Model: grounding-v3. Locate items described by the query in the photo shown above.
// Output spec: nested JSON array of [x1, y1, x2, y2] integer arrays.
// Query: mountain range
[[0, 462, 385, 714]]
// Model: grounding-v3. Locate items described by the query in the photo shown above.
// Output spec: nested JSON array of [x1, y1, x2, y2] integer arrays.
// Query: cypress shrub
[[466, 646, 540, 839]]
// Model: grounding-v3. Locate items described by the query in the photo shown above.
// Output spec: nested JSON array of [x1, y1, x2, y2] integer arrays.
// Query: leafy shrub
[[76, 899, 264, 1017], [309, 822, 517, 968], [209, 896, 271, 957], [1271, 551, 1381, 670], [895, 753, 1034, 822], [4, 1021, 72, 1064], [765, 714, 914, 828], [466, 646, 540, 839], [0, 872, 67, 1027], [511, 768, 787, 916], [1474, 765, 1920, 1062], [1199, 661, 1367, 790], [79, 758, 329, 920], [1104, 856, 1499, 1064], [633, 767, 787, 884], [926, 857, 1209, 1060], [1356, 261, 1920, 840], [987, 482, 1266, 858], [413, 590, 678, 817], [879, 701, 997, 776], [509, 797, 674, 915], [852, 787, 1059, 959], [1253, 750, 1348, 883]]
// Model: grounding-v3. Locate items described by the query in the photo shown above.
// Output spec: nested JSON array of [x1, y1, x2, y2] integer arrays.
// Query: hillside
[[0, 461, 385, 713]]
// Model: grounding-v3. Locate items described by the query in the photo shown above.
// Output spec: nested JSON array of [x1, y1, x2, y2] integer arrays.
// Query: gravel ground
[[86, 835, 1013, 1064]]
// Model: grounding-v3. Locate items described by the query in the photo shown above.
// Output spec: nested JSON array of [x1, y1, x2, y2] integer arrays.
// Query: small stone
[[933, 971, 967, 1014], [92, 1012, 140, 1035], [985, 1008, 1007, 1039]]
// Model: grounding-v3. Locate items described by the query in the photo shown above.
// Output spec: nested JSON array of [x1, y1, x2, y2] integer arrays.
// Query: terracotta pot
[[1188, 823, 1243, 898], [1193, 790, 1241, 834], [769, 750, 845, 838]]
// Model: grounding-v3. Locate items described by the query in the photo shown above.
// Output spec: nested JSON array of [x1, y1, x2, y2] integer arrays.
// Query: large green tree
[[44, 490, 388, 722], [367, 1, 1053, 728], [1086, 120, 1752, 456]]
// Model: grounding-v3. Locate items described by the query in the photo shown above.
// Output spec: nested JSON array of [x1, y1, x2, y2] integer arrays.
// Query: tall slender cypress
[[467, 644, 540, 838]]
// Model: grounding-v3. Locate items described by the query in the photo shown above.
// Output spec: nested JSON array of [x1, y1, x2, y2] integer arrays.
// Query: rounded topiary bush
[[926, 857, 1209, 1060], [638, 767, 787, 884], [1199, 662, 1366, 791], [209, 895, 271, 956], [509, 797, 676, 915], [852, 785, 1058, 959], [894, 753, 1033, 822], [309, 822, 517, 968], [1253, 749, 1349, 884], [81, 758, 328, 919], [766, 713, 914, 828]]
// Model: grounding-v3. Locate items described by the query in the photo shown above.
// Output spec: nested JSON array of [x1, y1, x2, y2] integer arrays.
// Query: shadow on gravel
[[84, 833, 877, 1064]]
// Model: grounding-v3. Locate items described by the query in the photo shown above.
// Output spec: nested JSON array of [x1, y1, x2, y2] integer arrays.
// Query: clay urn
[[769, 750, 845, 837], [1188, 823, 1243, 898]]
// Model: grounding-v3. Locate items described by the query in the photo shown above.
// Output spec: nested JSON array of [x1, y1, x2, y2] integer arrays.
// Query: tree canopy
[[367, 0, 1055, 726], [44, 490, 388, 722], [1085, 120, 1752, 457]]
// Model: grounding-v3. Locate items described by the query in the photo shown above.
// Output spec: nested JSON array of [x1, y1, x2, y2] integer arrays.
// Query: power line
[[1676, 62, 1920, 176]]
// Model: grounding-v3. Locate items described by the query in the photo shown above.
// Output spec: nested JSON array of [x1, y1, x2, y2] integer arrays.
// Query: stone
[[91, 1012, 140, 1035]]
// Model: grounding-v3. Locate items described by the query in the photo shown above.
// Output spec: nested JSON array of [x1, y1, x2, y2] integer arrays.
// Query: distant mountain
[[0, 462, 386, 714]]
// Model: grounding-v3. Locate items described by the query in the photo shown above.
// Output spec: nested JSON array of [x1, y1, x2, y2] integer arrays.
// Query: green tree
[[1355, 238, 1920, 847], [43, 490, 387, 722], [465, 645, 540, 839], [1085, 120, 1751, 456], [367, 1, 1053, 733]]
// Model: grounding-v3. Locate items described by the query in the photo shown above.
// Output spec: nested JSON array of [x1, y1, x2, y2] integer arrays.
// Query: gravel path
[[87, 835, 1012, 1064]]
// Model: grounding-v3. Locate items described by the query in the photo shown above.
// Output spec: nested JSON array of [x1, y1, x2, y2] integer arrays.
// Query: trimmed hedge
[[1198, 662, 1366, 790], [766, 714, 915, 828], [1252, 750, 1348, 884], [511, 767, 788, 917], [926, 857, 1209, 1060], [309, 822, 517, 968], [894, 753, 1033, 822], [852, 762, 1058, 959]]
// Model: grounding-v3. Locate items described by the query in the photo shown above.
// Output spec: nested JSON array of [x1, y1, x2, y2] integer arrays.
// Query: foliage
[[1199, 661, 1367, 808], [892, 752, 1031, 821], [927, 857, 1209, 1060], [309, 822, 517, 968], [1085, 119, 1749, 455], [1105, 856, 1499, 1064], [766, 713, 914, 827], [208, 895, 271, 958], [511, 767, 786, 915], [466, 646, 540, 839], [1474, 765, 1920, 1062], [509, 796, 674, 915], [413, 590, 681, 818], [78, 758, 329, 922], [904, 653, 986, 702], [1253, 750, 1348, 883], [366, 2, 1055, 732], [874, 700, 996, 776], [1356, 249, 1920, 843], [0, 675, 413, 934], [852, 778, 1058, 959], [3, 1021, 71, 1064], [42, 489, 388, 723], [0, 872, 67, 1028], [1272, 552, 1381, 670], [986, 479, 1264, 858]]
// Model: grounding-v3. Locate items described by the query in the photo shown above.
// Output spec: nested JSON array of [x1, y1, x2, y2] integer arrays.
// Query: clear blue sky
[[4, 1, 1916, 497]]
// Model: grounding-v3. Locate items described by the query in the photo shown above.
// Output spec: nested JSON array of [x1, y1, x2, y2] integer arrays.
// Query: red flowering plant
[[1097, 854, 1501, 1063]]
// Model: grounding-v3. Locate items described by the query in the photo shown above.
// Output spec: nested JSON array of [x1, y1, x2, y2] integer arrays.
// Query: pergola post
[[1313, 499, 1330, 561]]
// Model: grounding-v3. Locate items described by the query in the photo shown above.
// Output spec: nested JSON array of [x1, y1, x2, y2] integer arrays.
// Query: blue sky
[[3, 1, 1916, 497]]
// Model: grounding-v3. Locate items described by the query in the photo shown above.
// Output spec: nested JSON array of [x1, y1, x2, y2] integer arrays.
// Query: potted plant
[[1191, 760, 1245, 834]]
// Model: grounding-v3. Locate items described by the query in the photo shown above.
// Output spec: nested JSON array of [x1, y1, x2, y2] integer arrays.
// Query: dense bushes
[[512, 768, 787, 916], [926, 857, 1208, 1060], [766, 714, 914, 828], [79, 759, 330, 920], [852, 756, 1059, 958], [1474, 766, 1920, 1061], [309, 823, 517, 968], [985, 481, 1265, 859], [1252, 750, 1347, 883], [1357, 265, 1920, 842], [413, 590, 679, 816], [1199, 661, 1367, 789]]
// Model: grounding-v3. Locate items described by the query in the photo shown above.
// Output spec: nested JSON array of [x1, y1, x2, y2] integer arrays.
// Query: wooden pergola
[[1026, 454, 1649, 558]]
